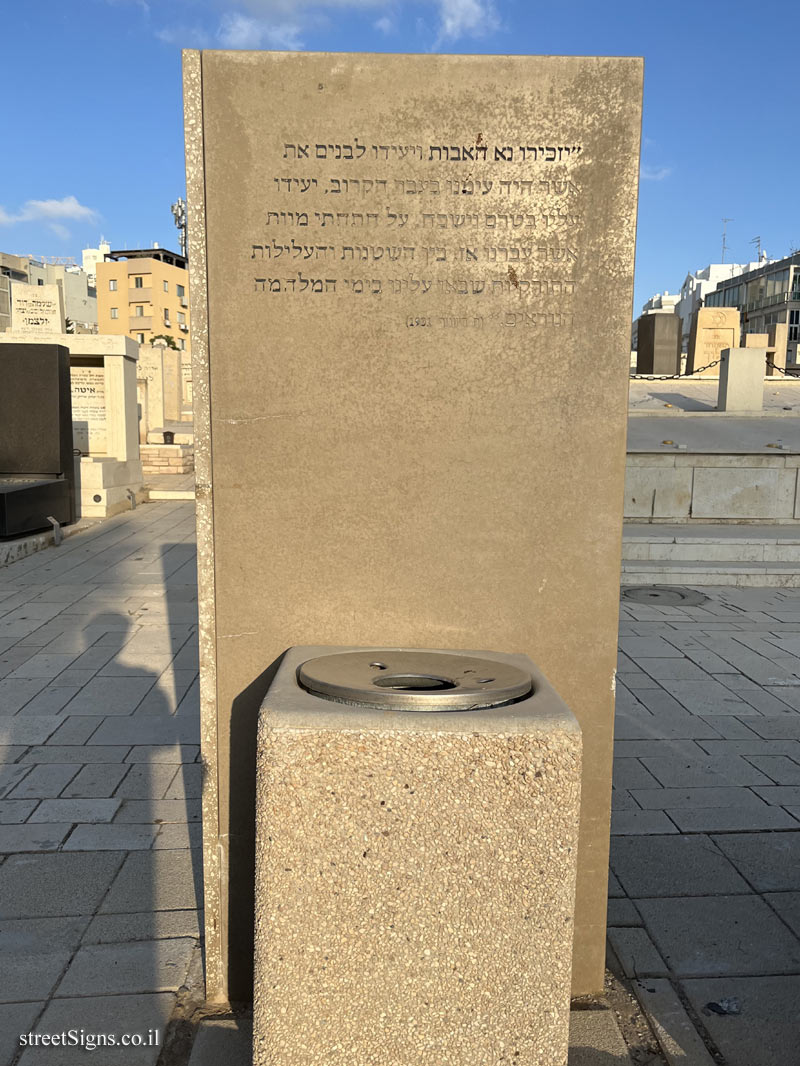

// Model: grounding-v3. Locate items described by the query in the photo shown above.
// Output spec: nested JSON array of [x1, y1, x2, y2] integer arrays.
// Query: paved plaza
[[0, 501, 799, 1063]]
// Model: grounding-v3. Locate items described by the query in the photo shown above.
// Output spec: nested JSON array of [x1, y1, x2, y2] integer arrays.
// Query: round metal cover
[[622, 586, 708, 607], [298, 650, 534, 712]]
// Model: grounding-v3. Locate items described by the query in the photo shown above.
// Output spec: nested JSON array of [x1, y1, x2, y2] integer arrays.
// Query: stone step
[[621, 558, 800, 587]]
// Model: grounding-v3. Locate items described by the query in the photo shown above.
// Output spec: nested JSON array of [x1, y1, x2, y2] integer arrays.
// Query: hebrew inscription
[[250, 135, 584, 328]]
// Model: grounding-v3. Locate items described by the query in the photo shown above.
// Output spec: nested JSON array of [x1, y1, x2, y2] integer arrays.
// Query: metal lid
[[297, 650, 533, 712]]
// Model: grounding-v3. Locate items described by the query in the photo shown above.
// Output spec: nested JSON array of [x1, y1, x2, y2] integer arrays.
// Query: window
[[134, 276, 143, 288], [180, 338, 186, 350], [137, 332, 145, 343], [135, 305, 144, 317], [177, 311, 186, 325], [177, 284, 185, 299], [37, 279, 44, 286], [110, 308, 118, 319], [163, 280, 169, 292], [109, 279, 117, 291], [790, 311, 800, 326]]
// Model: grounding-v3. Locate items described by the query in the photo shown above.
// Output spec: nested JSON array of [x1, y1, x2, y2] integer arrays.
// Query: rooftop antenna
[[750, 235, 762, 260], [721, 218, 733, 263], [171, 198, 187, 258]]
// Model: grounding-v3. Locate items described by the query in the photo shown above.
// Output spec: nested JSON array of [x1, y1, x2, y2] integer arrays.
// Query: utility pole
[[721, 218, 733, 263], [750, 235, 762, 260], [171, 198, 187, 258]]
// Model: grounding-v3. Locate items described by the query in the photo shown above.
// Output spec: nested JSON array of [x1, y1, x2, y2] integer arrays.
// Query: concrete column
[[718, 347, 765, 412]]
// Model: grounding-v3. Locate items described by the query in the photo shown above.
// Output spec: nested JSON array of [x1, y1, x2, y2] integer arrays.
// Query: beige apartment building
[[96, 246, 191, 354]]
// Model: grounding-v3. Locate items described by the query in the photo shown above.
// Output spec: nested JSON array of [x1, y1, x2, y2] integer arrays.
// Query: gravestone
[[635, 313, 681, 374], [718, 347, 765, 411], [0, 344, 75, 535], [686, 307, 740, 375], [0, 333, 142, 517], [184, 49, 643, 1004], [11, 282, 66, 334]]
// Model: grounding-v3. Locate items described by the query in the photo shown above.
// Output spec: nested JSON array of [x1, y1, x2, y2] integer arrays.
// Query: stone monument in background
[[635, 312, 681, 375], [686, 306, 740, 375], [184, 49, 643, 1005], [11, 281, 66, 334]]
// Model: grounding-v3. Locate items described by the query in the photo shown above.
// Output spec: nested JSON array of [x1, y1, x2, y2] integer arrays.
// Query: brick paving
[[1, 504, 800, 1063]]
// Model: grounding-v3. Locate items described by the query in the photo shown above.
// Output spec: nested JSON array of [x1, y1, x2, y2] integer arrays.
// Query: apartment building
[[95, 246, 191, 353]]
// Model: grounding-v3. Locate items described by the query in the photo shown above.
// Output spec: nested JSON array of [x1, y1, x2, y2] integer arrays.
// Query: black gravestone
[[0, 344, 76, 536], [635, 313, 682, 375]]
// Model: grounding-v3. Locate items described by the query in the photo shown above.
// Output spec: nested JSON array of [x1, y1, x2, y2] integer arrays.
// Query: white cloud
[[640, 165, 673, 182], [155, 1, 500, 51], [0, 196, 98, 227], [218, 11, 303, 48], [436, 0, 498, 41]]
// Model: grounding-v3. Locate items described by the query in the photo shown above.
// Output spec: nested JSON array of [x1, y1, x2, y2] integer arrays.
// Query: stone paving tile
[[20, 745, 130, 763], [0, 1002, 45, 1066], [611, 759, 661, 789], [618, 637, 684, 658], [0, 825, 73, 852], [30, 798, 120, 823], [607, 870, 624, 898], [114, 763, 179, 800], [610, 810, 677, 835], [607, 927, 669, 978], [8, 764, 80, 800], [711, 831, 800, 891], [696, 738, 800, 757], [0, 953, 72, 1004], [16, 685, 83, 716], [56, 937, 196, 997], [0, 746, 27, 763], [694, 715, 762, 739], [747, 754, 800, 783], [640, 755, 773, 788], [610, 834, 750, 897], [605, 898, 642, 926], [8, 654, 80, 680], [153, 823, 202, 848], [0, 765, 32, 798], [61, 763, 129, 799], [658, 679, 753, 716], [0, 916, 89, 955], [713, 673, 797, 716], [0, 800, 39, 823], [682, 976, 800, 1066], [115, 799, 200, 823], [0, 718, 62, 745], [62, 676, 157, 716], [630, 786, 765, 809], [636, 895, 800, 976], [163, 763, 201, 799], [666, 805, 799, 832], [0, 851, 125, 917], [83, 909, 201, 944], [100, 848, 202, 913], [63, 824, 158, 850], [0, 679, 51, 714], [611, 789, 639, 811], [16, 993, 174, 1065], [635, 658, 710, 681], [631, 979, 717, 1066], [123, 744, 200, 763]]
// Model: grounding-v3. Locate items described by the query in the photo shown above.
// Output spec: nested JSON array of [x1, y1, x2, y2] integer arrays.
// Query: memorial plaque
[[70, 364, 107, 453], [184, 50, 643, 1003], [11, 282, 66, 334]]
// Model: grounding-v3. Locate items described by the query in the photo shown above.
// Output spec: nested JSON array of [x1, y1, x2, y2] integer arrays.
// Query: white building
[[82, 239, 111, 289], [676, 260, 769, 351]]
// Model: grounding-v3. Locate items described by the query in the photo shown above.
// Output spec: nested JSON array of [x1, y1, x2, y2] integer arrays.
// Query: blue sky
[[2, 0, 797, 313]]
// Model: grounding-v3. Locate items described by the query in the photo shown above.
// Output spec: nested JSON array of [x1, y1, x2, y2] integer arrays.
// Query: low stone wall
[[140, 443, 195, 476], [626, 453, 800, 523]]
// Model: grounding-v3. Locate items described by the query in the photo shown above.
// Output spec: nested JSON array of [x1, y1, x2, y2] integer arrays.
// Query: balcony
[[129, 286, 152, 303], [129, 316, 152, 330]]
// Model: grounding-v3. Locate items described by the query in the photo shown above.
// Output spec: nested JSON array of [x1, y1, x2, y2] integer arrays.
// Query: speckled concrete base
[[254, 647, 582, 1065]]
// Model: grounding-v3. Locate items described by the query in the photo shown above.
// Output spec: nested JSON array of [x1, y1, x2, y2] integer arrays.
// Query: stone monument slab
[[635, 313, 681, 375], [687, 307, 740, 376], [11, 282, 66, 334], [184, 49, 643, 1003]]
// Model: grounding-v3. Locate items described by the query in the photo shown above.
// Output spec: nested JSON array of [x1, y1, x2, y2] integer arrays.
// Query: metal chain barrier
[[630, 358, 721, 382]]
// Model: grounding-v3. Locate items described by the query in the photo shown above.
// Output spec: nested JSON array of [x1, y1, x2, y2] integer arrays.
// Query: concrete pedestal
[[718, 347, 765, 412], [254, 646, 581, 1066]]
